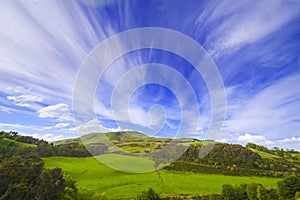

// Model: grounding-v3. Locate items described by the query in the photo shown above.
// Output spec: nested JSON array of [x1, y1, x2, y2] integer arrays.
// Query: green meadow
[[43, 155, 282, 199], [248, 148, 281, 159]]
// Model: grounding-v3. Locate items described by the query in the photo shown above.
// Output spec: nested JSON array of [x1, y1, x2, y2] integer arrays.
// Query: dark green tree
[[146, 188, 160, 200], [257, 184, 268, 200], [277, 176, 300, 200], [60, 174, 78, 200], [35, 168, 65, 200], [247, 183, 259, 200], [0, 153, 43, 199], [222, 184, 239, 200]]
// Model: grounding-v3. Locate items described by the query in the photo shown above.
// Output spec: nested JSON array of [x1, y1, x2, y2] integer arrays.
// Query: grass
[[249, 148, 280, 159], [97, 154, 155, 173], [43, 155, 282, 199], [1, 138, 36, 148], [292, 153, 300, 160]]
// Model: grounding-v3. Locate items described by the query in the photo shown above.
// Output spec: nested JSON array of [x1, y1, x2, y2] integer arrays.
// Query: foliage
[[0, 131, 47, 145], [277, 176, 300, 200], [0, 153, 78, 200], [0, 153, 43, 199], [222, 184, 247, 200], [138, 188, 161, 200], [35, 168, 65, 200], [167, 143, 299, 177], [0, 138, 21, 162], [256, 184, 268, 200], [246, 142, 299, 159], [246, 183, 259, 200], [0, 131, 92, 160]]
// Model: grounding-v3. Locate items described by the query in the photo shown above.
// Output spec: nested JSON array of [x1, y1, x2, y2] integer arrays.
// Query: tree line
[[0, 149, 78, 200], [221, 176, 300, 200], [142, 176, 300, 200], [165, 143, 299, 177], [0, 131, 97, 161], [246, 142, 299, 160]]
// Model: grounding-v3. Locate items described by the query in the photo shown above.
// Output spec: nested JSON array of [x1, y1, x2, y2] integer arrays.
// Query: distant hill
[[55, 131, 148, 144], [55, 131, 195, 154], [1, 130, 300, 177]]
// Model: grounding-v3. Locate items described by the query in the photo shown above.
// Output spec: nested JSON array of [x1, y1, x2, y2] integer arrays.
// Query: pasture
[[43, 155, 282, 199]]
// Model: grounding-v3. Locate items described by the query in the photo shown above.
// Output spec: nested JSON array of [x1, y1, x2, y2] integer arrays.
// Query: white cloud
[[21, 132, 65, 142], [278, 137, 300, 143], [37, 103, 71, 121], [0, 1, 113, 111], [0, 123, 48, 132], [7, 95, 43, 107], [73, 119, 129, 135], [217, 138, 228, 143], [218, 132, 274, 146], [54, 123, 70, 129], [223, 74, 300, 140], [41, 133, 65, 141], [237, 133, 267, 143], [5, 86, 31, 94]]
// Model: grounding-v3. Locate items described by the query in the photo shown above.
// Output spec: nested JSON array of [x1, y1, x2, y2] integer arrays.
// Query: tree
[[222, 184, 238, 200], [247, 183, 259, 200], [146, 188, 160, 200], [0, 152, 77, 200], [138, 188, 160, 200], [35, 168, 65, 200], [267, 188, 278, 200], [0, 153, 43, 199], [277, 176, 300, 200], [60, 174, 78, 200], [257, 184, 268, 200], [238, 184, 248, 199]]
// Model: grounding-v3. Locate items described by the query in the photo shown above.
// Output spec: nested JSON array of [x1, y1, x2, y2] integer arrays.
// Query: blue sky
[[0, 0, 300, 150]]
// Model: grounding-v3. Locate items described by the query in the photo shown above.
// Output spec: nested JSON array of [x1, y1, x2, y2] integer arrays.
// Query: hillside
[[53, 131, 300, 177], [1, 131, 300, 199], [43, 156, 281, 199], [56, 131, 197, 154], [2, 130, 299, 177], [0, 137, 36, 162]]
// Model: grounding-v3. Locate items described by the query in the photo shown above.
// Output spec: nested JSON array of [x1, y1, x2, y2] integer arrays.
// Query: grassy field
[[248, 148, 281, 159], [43, 155, 282, 199]]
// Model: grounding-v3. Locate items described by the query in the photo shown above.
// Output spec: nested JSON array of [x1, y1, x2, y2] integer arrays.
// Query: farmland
[[43, 155, 282, 199]]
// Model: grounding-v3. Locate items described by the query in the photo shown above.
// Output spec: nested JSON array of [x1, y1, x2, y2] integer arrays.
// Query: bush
[[247, 183, 259, 200], [138, 188, 161, 200], [277, 176, 300, 200]]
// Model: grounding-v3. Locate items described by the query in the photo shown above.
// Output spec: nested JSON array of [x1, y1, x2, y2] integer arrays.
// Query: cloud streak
[[0, 1, 299, 150]]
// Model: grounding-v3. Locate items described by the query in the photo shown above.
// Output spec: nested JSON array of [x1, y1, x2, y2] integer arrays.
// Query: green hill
[[248, 148, 281, 159], [1, 130, 299, 199], [43, 156, 281, 199], [55, 131, 198, 154], [0, 137, 36, 162]]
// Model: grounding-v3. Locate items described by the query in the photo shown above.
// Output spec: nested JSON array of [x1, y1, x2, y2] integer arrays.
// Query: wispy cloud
[[223, 74, 300, 139], [37, 103, 72, 121], [196, 0, 300, 56], [0, 1, 299, 150], [7, 95, 43, 107]]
